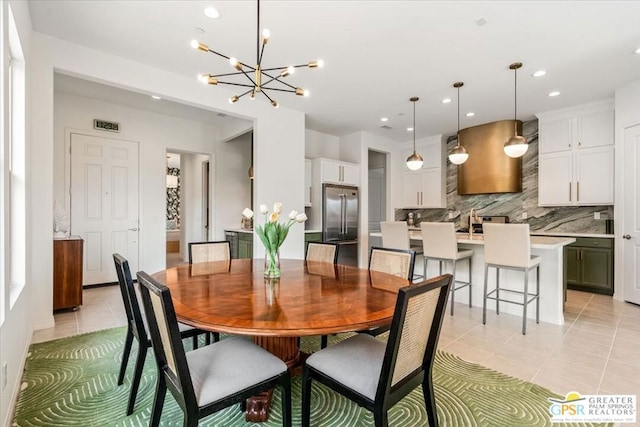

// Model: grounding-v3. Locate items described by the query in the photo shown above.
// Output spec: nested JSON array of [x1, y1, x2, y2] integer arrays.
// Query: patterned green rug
[[13, 328, 611, 426]]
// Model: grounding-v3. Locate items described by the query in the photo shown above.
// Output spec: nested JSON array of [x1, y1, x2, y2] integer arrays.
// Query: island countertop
[[369, 231, 576, 249]]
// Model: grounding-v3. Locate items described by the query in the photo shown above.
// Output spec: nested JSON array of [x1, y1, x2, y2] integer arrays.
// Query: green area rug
[[13, 328, 611, 426]]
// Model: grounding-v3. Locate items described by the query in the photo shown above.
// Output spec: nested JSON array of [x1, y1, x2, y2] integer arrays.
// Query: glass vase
[[264, 249, 281, 278]]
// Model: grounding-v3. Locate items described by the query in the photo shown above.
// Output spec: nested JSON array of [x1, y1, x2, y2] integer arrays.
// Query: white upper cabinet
[[400, 135, 446, 208], [315, 158, 359, 186], [305, 159, 312, 207], [537, 99, 614, 206]]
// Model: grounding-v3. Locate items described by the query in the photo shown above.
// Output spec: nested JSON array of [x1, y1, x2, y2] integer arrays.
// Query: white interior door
[[71, 133, 139, 285], [623, 124, 640, 304]]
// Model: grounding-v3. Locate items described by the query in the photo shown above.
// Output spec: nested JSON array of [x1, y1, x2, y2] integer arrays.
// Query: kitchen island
[[369, 231, 575, 325]]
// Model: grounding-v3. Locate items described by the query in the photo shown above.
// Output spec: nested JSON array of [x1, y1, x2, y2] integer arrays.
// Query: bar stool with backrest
[[482, 223, 541, 335], [305, 242, 339, 348], [421, 222, 473, 315], [380, 221, 423, 281], [188, 241, 230, 264]]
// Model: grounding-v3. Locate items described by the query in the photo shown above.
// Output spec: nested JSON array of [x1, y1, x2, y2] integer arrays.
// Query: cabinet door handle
[[129, 228, 138, 231], [421, 192, 423, 205], [417, 192, 419, 205], [569, 182, 572, 201], [577, 182, 580, 201], [576, 251, 579, 260]]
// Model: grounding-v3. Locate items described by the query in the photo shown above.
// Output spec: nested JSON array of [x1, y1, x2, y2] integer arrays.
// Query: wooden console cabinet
[[53, 237, 84, 310]]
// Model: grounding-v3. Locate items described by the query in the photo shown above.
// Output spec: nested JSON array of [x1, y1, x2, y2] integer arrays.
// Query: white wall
[[30, 33, 305, 329], [179, 153, 209, 257], [305, 129, 339, 159], [614, 79, 640, 301], [1, 1, 33, 425]]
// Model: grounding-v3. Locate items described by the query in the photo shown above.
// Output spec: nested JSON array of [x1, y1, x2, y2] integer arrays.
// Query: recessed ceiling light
[[380, 117, 388, 122], [441, 98, 452, 104], [466, 112, 475, 117], [204, 7, 220, 19], [548, 91, 560, 97], [532, 70, 546, 77], [151, 95, 162, 100], [407, 127, 414, 132]]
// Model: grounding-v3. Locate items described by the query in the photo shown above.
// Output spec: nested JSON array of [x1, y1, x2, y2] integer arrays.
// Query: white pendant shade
[[449, 150, 469, 165], [503, 134, 528, 158], [406, 152, 424, 170]]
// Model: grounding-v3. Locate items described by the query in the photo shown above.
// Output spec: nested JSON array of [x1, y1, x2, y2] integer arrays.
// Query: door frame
[[64, 127, 141, 274]]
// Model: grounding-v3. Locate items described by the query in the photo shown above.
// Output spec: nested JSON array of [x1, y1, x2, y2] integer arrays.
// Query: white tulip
[[242, 208, 254, 219], [259, 204, 269, 214], [269, 212, 279, 223], [273, 202, 283, 214], [288, 210, 298, 220], [295, 213, 308, 223]]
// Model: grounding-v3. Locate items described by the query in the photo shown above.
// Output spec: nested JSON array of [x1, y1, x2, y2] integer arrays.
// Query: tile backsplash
[[395, 119, 613, 234]]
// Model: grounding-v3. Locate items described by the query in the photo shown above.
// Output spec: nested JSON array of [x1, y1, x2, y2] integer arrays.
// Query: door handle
[[623, 234, 632, 240], [129, 228, 138, 231]]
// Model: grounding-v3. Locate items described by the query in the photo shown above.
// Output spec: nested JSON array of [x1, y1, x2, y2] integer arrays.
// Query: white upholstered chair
[[380, 221, 423, 281], [421, 222, 473, 315], [482, 223, 541, 335]]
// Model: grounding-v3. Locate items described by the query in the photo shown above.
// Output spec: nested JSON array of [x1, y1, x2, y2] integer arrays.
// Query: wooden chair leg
[[301, 367, 313, 427], [205, 333, 211, 345], [126, 343, 148, 415], [118, 327, 134, 386], [423, 381, 439, 427], [281, 373, 293, 427], [212, 332, 220, 343], [149, 375, 167, 427]]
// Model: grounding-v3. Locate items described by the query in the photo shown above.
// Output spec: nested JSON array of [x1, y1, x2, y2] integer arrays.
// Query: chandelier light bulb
[[229, 95, 239, 104], [190, 39, 199, 49], [249, 91, 256, 100], [198, 74, 209, 83], [304, 89, 310, 97], [262, 28, 270, 41], [271, 100, 279, 108]]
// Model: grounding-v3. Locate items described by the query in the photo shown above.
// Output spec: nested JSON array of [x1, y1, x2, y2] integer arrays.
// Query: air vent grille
[[379, 125, 393, 130]]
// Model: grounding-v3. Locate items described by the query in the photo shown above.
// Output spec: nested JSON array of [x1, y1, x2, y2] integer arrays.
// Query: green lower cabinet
[[304, 232, 322, 253], [238, 233, 253, 259], [564, 238, 613, 295]]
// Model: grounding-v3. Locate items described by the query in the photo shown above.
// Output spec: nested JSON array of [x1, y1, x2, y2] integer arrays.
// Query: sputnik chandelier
[[191, 0, 323, 108]]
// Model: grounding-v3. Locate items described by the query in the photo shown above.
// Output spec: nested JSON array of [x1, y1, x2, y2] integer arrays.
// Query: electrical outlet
[[522, 212, 528, 220], [594, 212, 601, 220], [2, 362, 7, 390], [448, 212, 455, 219]]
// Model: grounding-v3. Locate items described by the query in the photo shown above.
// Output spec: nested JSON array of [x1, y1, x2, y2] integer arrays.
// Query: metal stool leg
[[495, 267, 500, 315], [423, 256, 428, 280], [482, 265, 489, 324], [468, 256, 472, 307], [536, 265, 540, 324], [450, 260, 456, 315], [522, 269, 529, 335]]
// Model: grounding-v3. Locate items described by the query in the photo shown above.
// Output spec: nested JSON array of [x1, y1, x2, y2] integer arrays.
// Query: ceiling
[[30, 1, 640, 142]]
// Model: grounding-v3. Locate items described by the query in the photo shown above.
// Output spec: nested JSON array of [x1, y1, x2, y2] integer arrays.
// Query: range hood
[[457, 120, 523, 195]]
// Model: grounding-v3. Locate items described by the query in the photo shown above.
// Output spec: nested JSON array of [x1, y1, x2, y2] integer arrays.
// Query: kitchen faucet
[[469, 208, 479, 238]]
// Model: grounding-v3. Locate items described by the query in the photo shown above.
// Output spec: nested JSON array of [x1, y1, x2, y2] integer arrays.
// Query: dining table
[[151, 258, 410, 422]]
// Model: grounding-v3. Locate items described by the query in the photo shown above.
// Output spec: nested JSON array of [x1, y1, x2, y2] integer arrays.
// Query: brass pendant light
[[405, 97, 424, 170], [503, 62, 528, 158], [448, 82, 469, 165]]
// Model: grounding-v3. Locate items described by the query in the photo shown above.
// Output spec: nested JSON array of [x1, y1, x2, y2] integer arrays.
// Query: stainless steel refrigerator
[[322, 184, 359, 266]]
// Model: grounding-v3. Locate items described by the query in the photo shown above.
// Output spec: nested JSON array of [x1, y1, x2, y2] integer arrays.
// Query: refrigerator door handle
[[341, 194, 346, 234]]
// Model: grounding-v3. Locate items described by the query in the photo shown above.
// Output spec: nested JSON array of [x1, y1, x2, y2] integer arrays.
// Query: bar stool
[[380, 221, 423, 281], [482, 223, 540, 335], [420, 222, 473, 315]]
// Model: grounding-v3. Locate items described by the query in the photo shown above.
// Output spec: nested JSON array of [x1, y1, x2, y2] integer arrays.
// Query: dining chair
[[482, 223, 541, 335], [305, 242, 339, 348], [421, 222, 473, 315], [112, 254, 213, 416], [136, 271, 292, 427], [305, 242, 339, 264], [188, 240, 231, 264], [380, 221, 423, 281], [301, 274, 453, 427], [358, 247, 415, 338]]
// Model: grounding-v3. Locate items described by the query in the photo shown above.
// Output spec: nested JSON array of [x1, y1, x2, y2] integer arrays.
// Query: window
[[7, 4, 26, 308]]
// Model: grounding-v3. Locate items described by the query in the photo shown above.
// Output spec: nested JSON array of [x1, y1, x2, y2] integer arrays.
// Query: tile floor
[[33, 286, 640, 401]]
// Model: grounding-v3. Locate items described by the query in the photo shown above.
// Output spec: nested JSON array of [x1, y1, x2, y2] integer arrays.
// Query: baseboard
[[2, 336, 30, 427], [32, 316, 55, 331]]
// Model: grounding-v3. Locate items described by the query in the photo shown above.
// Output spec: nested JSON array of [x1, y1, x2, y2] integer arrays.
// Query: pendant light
[[503, 62, 528, 158], [448, 82, 469, 165], [406, 96, 423, 170]]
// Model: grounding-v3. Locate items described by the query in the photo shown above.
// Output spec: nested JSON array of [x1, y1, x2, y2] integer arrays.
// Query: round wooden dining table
[[151, 258, 409, 421]]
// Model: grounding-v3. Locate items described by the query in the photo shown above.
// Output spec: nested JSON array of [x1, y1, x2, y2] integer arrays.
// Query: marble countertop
[[407, 227, 613, 239]]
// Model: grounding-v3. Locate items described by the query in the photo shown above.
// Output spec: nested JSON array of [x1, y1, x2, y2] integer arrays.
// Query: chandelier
[[191, 0, 323, 108]]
